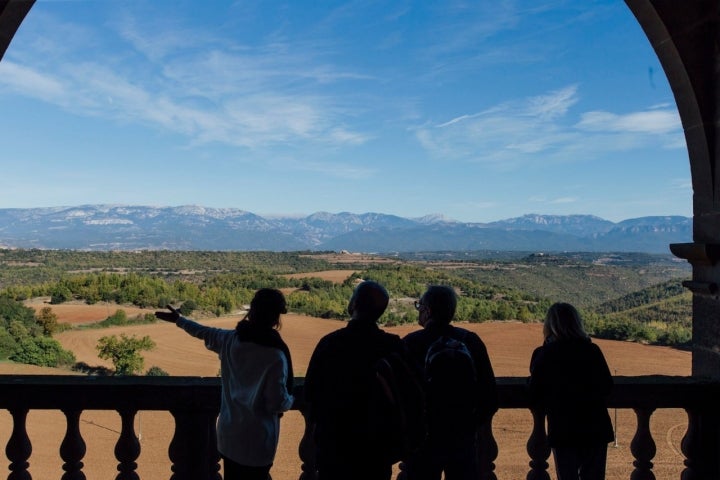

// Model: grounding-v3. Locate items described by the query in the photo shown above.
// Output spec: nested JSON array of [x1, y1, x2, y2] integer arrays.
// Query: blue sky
[[0, 1, 691, 223]]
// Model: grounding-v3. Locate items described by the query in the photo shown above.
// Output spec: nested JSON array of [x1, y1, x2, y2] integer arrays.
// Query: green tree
[[96, 334, 156, 376], [0, 328, 18, 360], [50, 285, 72, 304], [10, 336, 76, 367], [7, 320, 31, 341], [36, 306, 59, 336]]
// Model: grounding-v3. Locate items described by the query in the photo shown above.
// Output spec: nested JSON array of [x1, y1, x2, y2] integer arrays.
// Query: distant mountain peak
[[413, 213, 457, 224], [0, 204, 692, 253]]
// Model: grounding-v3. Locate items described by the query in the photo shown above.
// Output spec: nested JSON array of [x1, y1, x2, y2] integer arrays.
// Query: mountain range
[[0, 205, 692, 254]]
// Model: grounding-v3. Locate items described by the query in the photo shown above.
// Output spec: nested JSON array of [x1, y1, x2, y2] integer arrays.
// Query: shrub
[[101, 309, 128, 326], [10, 336, 76, 367], [179, 300, 197, 316], [146, 366, 169, 376]]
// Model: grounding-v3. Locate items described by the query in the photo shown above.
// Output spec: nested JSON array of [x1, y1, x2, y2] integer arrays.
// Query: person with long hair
[[529, 302, 614, 480], [156, 288, 294, 480]]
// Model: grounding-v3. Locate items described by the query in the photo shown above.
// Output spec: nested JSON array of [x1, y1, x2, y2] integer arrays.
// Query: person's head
[[416, 285, 457, 327], [543, 302, 588, 342], [245, 288, 287, 330], [348, 280, 389, 322]]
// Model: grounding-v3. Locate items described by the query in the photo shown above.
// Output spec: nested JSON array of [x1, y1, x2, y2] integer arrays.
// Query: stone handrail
[[0, 375, 718, 480]]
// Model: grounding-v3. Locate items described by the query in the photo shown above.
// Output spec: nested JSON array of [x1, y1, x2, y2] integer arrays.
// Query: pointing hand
[[155, 305, 181, 323]]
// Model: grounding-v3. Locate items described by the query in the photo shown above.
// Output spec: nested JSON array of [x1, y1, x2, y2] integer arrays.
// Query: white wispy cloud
[[526, 85, 578, 120], [0, 61, 66, 100], [113, 14, 213, 63], [576, 109, 680, 134], [414, 84, 684, 168], [1, 9, 371, 151], [549, 197, 577, 204], [528, 195, 578, 205]]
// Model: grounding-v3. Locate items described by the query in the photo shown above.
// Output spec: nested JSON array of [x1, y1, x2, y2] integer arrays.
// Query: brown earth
[[280, 269, 357, 283], [24, 297, 158, 325], [0, 304, 692, 480]]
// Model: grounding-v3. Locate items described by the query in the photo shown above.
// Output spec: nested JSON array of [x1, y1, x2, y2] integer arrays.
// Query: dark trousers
[[222, 455, 271, 480], [552, 445, 608, 480], [403, 440, 478, 480]]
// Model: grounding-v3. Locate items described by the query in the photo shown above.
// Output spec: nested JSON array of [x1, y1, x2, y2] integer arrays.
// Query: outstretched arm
[[154, 305, 227, 354]]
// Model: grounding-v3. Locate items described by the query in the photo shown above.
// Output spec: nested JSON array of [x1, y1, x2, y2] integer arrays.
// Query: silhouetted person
[[402, 285, 498, 480], [156, 288, 294, 480], [529, 302, 614, 480], [304, 280, 406, 480]]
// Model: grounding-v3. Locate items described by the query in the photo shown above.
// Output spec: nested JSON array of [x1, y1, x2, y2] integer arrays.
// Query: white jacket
[[177, 317, 294, 466]]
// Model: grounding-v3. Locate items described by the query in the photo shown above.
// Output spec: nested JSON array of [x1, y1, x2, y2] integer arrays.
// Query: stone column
[[625, 0, 720, 379], [626, 2, 720, 477]]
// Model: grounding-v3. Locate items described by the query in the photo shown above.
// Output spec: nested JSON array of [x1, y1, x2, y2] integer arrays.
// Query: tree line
[[0, 250, 693, 375]]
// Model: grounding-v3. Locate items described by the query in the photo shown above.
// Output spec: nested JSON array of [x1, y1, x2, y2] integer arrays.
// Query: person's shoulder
[[313, 327, 347, 348], [451, 324, 475, 337], [384, 329, 401, 340], [380, 329, 403, 345], [530, 344, 545, 359], [587, 339, 608, 356], [402, 329, 424, 342], [451, 325, 485, 345]]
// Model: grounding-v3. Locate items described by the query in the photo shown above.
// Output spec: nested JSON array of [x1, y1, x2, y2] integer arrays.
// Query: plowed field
[[0, 302, 691, 479]]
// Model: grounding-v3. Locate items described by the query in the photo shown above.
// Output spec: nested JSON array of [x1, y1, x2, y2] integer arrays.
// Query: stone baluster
[[680, 407, 699, 480], [6, 408, 31, 480], [630, 407, 656, 480], [478, 417, 498, 480], [169, 409, 221, 480], [60, 408, 86, 480], [526, 407, 550, 480], [115, 409, 141, 480], [298, 406, 317, 480]]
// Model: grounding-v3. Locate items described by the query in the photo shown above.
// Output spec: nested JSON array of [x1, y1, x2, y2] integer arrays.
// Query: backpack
[[423, 333, 478, 431], [369, 351, 427, 464]]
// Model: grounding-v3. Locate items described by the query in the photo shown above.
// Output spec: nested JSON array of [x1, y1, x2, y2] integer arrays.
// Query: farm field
[[280, 269, 358, 283], [0, 298, 691, 480]]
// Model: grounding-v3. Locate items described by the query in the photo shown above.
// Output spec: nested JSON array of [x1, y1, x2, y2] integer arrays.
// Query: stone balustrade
[[1, 375, 718, 480]]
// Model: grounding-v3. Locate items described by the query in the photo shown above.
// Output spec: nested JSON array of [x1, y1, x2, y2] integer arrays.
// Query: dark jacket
[[304, 319, 406, 467], [529, 338, 614, 448], [403, 323, 498, 442]]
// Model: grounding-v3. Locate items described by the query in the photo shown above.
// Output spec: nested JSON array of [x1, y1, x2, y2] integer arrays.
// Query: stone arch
[[626, 0, 720, 378], [626, 0, 718, 239], [0, 0, 33, 61]]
